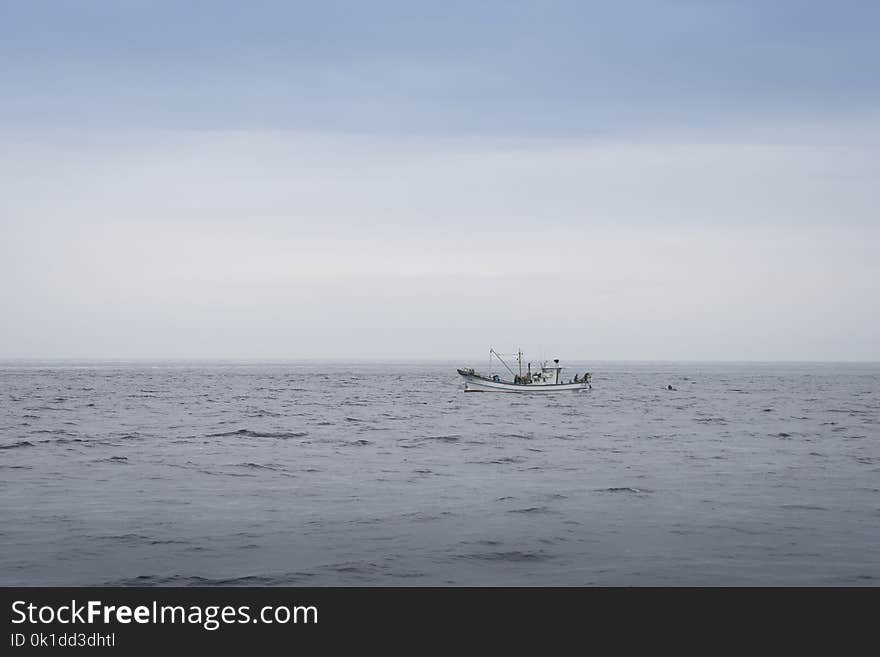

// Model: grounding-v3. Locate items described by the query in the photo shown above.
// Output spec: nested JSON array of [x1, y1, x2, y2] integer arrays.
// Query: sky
[[1, 0, 878, 361]]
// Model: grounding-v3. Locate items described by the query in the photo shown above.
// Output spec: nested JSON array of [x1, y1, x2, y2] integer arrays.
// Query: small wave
[[780, 504, 830, 511], [507, 506, 549, 514], [423, 435, 460, 443], [108, 574, 309, 586], [27, 406, 75, 412], [0, 440, 34, 450], [325, 561, 380, 575], [165, 462, 254, 478], [401, 511, 452, 522], [246, 407, 281, 418], [459, 550, 550, 562], [352, 439, 372, 446], [98, 533, 151, 543], [44, 437, 86, 445], [473, 456, 526, 465], [234, 462, 287, 472], [706, 524, 762, 535], [207, 429, 308, 439], [96, 456, 129, 464], [597, 487, 649, 494]]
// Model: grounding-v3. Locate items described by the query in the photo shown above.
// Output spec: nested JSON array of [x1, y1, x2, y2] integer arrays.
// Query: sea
[[1, 360, 878, 586]]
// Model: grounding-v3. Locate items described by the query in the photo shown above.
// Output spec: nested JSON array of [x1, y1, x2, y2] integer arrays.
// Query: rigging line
[[489, 348, 517, 378]]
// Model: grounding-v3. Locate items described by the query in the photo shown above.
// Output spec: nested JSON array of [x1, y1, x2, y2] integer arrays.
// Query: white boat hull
[[458, 371, 590, 393]]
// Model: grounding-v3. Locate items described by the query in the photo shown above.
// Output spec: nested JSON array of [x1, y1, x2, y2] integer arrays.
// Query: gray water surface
[[1, 361, 878, 585]]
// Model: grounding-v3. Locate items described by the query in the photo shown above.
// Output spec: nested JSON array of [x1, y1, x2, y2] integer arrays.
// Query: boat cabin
[[519, 359, 563, 385]]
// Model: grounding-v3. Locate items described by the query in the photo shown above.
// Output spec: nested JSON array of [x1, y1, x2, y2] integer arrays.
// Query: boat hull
[[458, 371, 590, 393]]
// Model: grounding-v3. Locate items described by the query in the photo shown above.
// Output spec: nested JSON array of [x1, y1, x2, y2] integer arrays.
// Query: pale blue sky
[[2, 1, 879, 134], [1, 1, 878, 360]]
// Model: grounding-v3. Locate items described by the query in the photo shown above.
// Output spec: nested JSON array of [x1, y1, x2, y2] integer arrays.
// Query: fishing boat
[[458, 349, 592, 393]]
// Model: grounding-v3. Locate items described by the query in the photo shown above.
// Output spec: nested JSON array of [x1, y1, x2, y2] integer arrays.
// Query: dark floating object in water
[[666, 384, 675, 391]]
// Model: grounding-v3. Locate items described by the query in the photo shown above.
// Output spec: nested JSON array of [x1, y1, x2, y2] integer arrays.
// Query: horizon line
[[1, 357, 878, 365]]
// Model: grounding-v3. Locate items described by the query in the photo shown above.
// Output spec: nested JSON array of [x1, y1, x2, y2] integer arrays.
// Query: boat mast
[[518, 349, 523, 380]]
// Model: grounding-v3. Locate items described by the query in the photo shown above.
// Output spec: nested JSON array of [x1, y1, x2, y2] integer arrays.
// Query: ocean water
[[1, 360, 878, 586]]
